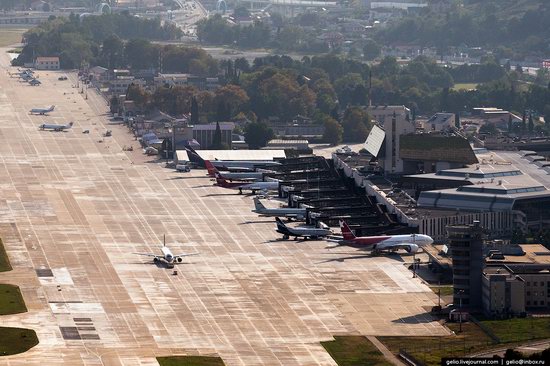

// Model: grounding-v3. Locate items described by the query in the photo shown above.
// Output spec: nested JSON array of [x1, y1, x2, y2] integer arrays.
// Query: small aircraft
[[215, 173, 279, 194], [39, 121, 73, 131], [205, 160, 264, 181], [28, 78, 41, 86], [20, 73, 34, 82], [253, 197, 307, 220], [30, 105, 55, 115], [339, 220, 434, 254], [275, 217, 331, 240], [133, 235, 198, 268]]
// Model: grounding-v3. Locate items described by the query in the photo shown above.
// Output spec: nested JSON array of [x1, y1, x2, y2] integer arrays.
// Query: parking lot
[[0, 51, 447, 365]]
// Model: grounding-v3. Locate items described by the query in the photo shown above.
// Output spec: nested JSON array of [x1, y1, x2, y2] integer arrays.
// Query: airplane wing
[[376, 242, 420, 253], [173, 253, 199, 258], [133, 252, 161, 258]]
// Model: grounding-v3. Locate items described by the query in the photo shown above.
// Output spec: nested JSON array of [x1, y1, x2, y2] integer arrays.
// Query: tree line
[[196, 13, 328, 53], [375, 1, 550, 60], [13, 12, 183, 69]]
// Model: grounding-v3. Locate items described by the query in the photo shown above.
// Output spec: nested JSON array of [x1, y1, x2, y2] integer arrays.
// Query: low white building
[[35, 56, 60, 70], [109, 77, 144, 95]]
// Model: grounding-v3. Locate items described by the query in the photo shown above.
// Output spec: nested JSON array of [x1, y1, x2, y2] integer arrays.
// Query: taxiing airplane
[[133, 235, 198, 267], [275, 217, 331, 240], [215, 173, 279, 194], [39, 121, 73, 131], [339, 220, 433, 254], [253, 197, 307, 220], [30, 105, 55, 115], [205, 160, 264, 181]]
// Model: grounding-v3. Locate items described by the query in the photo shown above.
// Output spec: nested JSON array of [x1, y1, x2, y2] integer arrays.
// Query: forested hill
[[375, 0, 550, 60]]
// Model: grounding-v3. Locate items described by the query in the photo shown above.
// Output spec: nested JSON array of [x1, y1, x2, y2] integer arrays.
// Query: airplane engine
[[177, 257, 183, 263], [406, 244, 419, 254], [153, 257, 159, 263]]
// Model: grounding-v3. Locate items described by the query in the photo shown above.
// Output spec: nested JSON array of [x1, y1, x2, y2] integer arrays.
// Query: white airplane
[[133, 235, 198, 267], [39, 121, 73, 132], [30, 105, 55, 115], [339, 220, 434, 254], [253, 197, 307, 220], [205, 160, 264, 181], [275, 217, 331, 240], [215, 173, 279, 194]]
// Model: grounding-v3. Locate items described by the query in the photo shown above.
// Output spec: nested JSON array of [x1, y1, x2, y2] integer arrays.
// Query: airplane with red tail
[[339, 220, 433, 254], [215, 172, 279, 194]]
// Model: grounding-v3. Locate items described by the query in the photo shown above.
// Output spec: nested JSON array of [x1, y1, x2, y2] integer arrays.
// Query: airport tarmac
[[0, 51, 447, 366]]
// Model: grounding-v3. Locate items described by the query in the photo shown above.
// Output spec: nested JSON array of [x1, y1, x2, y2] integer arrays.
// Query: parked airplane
[[215, 173, 279, 194], [185, 147, 281, 171], [339, 220, 433, 254], [211, 160, 282, 170], [30, 105, 55, 115], [39, 121, 73, 131], [133, 235, 198, 268], [28, 78, 41, 86], [205, 160, 264, 181], [20, 73, 34, 81], [275, 217, 331, 240], [253, 197, 307, 220]]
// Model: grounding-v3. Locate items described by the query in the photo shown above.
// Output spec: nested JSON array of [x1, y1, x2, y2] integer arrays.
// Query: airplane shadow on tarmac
[[239, 219, 275, 225], [316, 251, 405, 263]]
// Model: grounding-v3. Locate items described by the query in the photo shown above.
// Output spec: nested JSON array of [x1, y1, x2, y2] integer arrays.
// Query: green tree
[[342, 107, 371, 142], [101, 34, 124, 69], [322, 116, 343, 145], [479, 123, 498, 135], [244, 121, 274, 149], [363, 39, 381, 61], [126, 84, 150, 109], [124, 39, 158, 70], [210, 122, 224, 149], [190, 96, 199, 124], [109, 95, 120, 114], [214, 85, 249, 119], [544, 105, 550, 127]]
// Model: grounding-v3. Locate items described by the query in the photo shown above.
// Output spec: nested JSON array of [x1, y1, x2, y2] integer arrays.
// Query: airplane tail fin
[[275, 217, 287, 231], [339, 220, 356, 241], [50, 105, 55, 111], [253, 197, 266, 211], [66, 122, 74, 129], [204, 160, 218, 177]]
